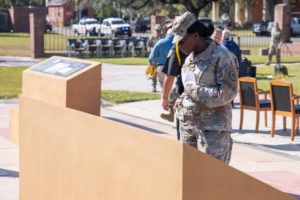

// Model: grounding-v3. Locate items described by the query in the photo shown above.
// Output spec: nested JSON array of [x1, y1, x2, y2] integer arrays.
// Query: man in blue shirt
[[221, 30, 241, 70], [148, 29, 174, 92]]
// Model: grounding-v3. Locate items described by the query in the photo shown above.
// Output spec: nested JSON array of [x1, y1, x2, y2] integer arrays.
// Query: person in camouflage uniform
[[172, 11, 238, 164], [265, 23, 284, 65], [147, 24, 163, 92], [147, 24, 163, 52]]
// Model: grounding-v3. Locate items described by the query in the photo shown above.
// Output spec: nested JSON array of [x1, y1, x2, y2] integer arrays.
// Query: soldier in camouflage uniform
[[147, 24, 163, 52], [172, 12, 238, 164], [147, 24, 163, 92], [265, 23, 284, 65]]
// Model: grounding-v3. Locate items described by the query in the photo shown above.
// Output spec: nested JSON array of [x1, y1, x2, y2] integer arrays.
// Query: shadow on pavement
[[0, 168, 19, 178], [261, 143, 300, 152], [233, 128, 300, 138], [288, 193, 300, 200], [103, 117, 167, 135]]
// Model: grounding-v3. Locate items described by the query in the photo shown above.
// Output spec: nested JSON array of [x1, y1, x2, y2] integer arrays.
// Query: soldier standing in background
[[265, 23, 284, 65], [172, 12, 238, 164], [146, 24, 163, 52], [148, 29, 174, 92]]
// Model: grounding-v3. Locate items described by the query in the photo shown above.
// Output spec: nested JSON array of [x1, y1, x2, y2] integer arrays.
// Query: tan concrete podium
[[22, 56, 101, 115], [9, 56, 101, 144], [18, 57, 295, 200]]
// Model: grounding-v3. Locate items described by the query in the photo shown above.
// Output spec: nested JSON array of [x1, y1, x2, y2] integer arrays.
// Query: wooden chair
[[238, 77, 271, 133], [269, 80, 300, 141]]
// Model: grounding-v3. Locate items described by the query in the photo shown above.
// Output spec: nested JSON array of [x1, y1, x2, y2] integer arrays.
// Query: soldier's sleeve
[[190, 53, 238, 108]]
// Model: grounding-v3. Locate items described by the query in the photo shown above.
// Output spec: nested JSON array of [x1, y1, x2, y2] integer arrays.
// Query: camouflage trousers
[[151, 66, 165, 89], [180, 124, 233, 164], [168, 86, 180, 106], [268, 46, 281, 64]]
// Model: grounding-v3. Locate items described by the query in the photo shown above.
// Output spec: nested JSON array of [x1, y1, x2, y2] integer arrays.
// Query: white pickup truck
[[100, 18, 131, 37], [291, 18, 300, 36], [72, 18, 101, 37]]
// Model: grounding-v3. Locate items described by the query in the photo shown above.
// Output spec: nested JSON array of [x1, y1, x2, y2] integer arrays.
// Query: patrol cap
[[172, 11, 197, 43], [155, 24, 162, 31]]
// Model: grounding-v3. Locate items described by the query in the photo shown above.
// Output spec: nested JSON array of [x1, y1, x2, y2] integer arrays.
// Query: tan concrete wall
[[19, 95, 183, 200], [9, 107, 19, 144], [19, 95, 296, 200]]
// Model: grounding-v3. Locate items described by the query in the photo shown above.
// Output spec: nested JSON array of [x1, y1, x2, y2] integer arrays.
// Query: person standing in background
[[265, 23, 284, 66], [146, 24, 163, 52], [148, 29, 174, 92], [221, 30, 241, 70]]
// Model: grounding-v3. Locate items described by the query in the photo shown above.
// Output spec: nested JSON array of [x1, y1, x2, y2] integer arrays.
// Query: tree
[[0, 0, 45, 7], [234, 0, 256, 24], [87, 0, 218, 17]]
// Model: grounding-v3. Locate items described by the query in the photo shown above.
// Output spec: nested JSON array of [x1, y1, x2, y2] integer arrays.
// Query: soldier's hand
[[162, 98, 169, 111]]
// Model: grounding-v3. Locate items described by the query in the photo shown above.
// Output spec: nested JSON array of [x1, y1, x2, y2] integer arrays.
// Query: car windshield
[[87, 21, 99, 25], [111, 20, 125, 25]]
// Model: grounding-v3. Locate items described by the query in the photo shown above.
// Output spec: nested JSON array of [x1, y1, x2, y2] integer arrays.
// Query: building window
[[58, 8, 62, 19], [51, 7, 54, 19]]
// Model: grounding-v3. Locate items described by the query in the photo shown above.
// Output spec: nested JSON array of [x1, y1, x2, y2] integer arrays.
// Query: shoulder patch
[[229, 71, 237, 81]]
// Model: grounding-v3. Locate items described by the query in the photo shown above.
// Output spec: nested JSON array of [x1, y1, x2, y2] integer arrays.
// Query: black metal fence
[[44, 26, 151, 57], [44, 26, 300, 57]]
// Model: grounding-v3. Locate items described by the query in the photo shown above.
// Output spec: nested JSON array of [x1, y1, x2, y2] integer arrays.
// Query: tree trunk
[[263, 0, 271, 21], [245, 1, 252, 23]]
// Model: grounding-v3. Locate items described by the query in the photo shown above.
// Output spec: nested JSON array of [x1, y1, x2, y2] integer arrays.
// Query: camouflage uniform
[[147, 24, 163, 91], [174, 40, 238, 164], [267, 26, 284, 65], [146, 24, 162, 52]]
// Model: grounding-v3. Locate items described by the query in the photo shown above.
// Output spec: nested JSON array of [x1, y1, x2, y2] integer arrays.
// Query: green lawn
[[1, 32, 300, 65], [0, 66, 160, 102], [0, 33, 30, 57], [244, 55, 300, 64], [102, 90, 160, 104], [230, 29, 256, 37], [256, 65, 300, 94], [0, 66, 25, 99]]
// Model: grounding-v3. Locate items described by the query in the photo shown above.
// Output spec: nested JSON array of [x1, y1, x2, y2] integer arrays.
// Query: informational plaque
[[31, 57, 90, 77], [23, 56, 101, 115]]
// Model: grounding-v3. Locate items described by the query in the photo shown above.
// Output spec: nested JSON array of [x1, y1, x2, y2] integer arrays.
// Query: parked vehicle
[[198, 17, 226, 29], [100, 18, 131, 37], [135, 17, 150, 33], [291, 17, 300, 36], [252, 21, 271, 36], [267, 21, 274, 34], [46, 20, 52, 32], [199, 17, 213, 25], [72, 18, 101, 37]]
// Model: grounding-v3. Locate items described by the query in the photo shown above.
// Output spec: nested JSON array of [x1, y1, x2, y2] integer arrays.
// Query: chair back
[[238, 77, 257, 107], [270, 81, 293, 112]]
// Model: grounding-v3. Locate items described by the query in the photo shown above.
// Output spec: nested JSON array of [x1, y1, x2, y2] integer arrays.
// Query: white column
[[212, 2, 220, 22], [235, 2, 239, 24]]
